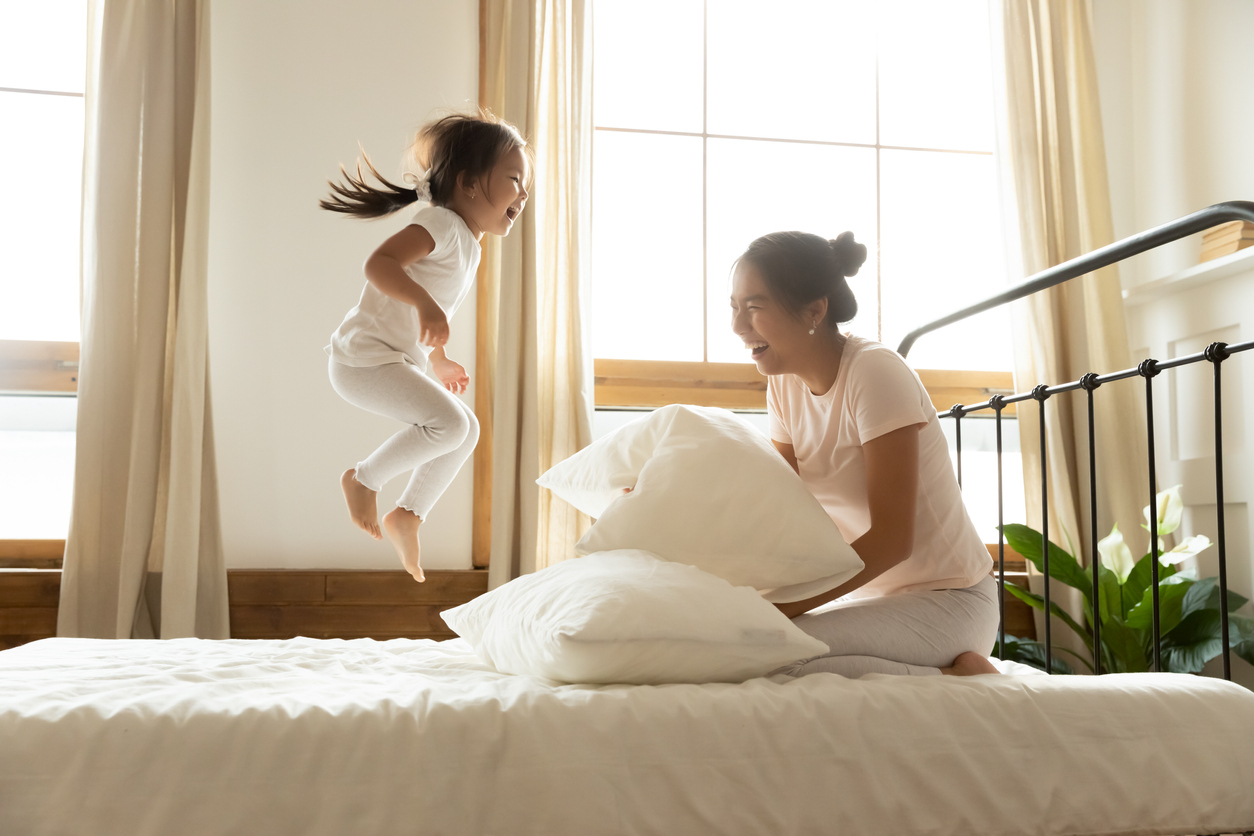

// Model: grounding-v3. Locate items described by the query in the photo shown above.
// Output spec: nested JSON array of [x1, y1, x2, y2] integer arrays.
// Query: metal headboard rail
[[896, 200, 1254, 359], [942, 340, 1250, 679], [905, 200, 1254, 680]]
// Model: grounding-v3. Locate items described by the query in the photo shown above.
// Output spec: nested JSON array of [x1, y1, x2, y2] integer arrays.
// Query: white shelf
[[1123, 246, 1254, 307]]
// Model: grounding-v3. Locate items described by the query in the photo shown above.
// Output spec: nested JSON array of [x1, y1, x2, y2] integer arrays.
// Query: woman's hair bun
[[828, 231, 867, 278]]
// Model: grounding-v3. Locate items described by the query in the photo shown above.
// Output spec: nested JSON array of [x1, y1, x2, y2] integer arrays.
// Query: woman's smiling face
[[730, 260, 816, 375]]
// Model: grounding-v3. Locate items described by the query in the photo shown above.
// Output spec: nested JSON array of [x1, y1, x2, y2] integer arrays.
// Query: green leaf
[[1002, 523, 1094, 600], [1160, 609, 1224, 673], [1228, 615, 1254, 668], [1126, 576, 1193, 633], [1100, 617, 1150, 673], [1181, 577, 1250, 620], [1002, 582, 1093, 650], [1121, 554, 1177, 618], [1096, 564, 1122, 625]]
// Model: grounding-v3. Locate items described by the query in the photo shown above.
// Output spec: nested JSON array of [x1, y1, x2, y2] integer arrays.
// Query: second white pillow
[[538, 405, 863, 601]]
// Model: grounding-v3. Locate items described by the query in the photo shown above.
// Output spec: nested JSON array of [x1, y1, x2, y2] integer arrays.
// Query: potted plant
[[994, 486, 1254, 674]]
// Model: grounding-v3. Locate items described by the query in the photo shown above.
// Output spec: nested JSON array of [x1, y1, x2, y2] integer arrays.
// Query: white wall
[[207, 0, 479, 569], [1092, 0, 1254, 289], [1095, 0, 1254, 686]]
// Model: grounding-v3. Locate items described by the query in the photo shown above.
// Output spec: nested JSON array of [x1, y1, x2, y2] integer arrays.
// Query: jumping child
[[321, 112, 531, 582]]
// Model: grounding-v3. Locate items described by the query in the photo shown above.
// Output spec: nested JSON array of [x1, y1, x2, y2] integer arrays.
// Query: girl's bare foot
[[940, 651, 1000, 676], [383, 506, 424, 582], [340, 469, 381, 540]]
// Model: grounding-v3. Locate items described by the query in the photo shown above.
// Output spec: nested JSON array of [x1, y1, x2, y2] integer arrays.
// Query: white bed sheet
[[1, 636, 1252, 836]]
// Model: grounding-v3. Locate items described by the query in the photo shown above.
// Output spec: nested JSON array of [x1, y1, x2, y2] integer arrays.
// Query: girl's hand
[[431, 353, 470, 394], [416, 298, 450, 348]]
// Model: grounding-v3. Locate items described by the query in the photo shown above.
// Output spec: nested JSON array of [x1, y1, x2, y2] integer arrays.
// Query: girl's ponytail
[[321, 110, 530, 221], [320, 152, 420, 219]]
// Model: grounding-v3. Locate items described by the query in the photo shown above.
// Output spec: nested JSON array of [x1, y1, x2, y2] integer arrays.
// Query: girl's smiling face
[[730, 260, 822, 375], [461, 146, 530, 238]]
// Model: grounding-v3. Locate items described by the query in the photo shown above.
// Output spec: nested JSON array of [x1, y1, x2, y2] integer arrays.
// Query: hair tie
[[401, 169, 433, 203]]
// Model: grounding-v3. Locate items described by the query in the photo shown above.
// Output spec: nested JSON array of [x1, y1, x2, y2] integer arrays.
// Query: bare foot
[[383, 506, 424, 582], [940, 651, 1000, 677], [341, 469, 381, 540]]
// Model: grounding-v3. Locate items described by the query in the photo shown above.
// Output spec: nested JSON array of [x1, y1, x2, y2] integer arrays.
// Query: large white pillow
[[439, 550, 829, 685], [536, 404, 863, 602]]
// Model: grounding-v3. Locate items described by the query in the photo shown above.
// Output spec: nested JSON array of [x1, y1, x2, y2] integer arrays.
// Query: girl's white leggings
[[779, 575, 1001, 678], [329, 359, 478, 520]]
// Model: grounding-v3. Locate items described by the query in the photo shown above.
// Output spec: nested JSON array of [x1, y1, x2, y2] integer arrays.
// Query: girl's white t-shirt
[[767, 334, 991, 599], [327, 205, 481, 371]]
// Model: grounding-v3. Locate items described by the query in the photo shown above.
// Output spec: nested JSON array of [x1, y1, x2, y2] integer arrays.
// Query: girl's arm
[[362, 224, 449, 346], [774, 423, 922, 619]]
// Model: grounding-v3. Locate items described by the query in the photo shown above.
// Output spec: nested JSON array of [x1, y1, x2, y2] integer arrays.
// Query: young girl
[[321, 112, 531, 582], [729, 230, 1000, 678]]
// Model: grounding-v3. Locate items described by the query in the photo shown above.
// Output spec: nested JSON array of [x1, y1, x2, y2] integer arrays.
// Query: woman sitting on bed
[[730, 230, 1000, 678]]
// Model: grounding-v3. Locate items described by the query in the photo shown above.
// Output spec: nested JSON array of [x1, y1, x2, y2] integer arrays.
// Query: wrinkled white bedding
[[2, 637, 1252, 836]]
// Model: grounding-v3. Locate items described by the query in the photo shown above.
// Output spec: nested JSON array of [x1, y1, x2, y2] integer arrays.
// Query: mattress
[[1, 636, 1252, 836]]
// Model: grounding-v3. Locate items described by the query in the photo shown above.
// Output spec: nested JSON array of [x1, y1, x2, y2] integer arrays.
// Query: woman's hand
[[430, 348, 469, 393]]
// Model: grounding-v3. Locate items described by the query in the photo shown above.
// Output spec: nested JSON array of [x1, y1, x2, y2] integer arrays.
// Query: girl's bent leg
[[396, 398, 479, 519]]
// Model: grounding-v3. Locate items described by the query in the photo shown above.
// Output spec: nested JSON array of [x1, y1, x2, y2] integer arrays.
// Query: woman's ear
[[805, 297, 829, 330]]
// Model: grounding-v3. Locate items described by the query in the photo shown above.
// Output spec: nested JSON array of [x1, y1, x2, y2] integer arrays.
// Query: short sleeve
[[767, 375, 792, 444], [409, 206, 457, 256], [846, 347, 932, 443]]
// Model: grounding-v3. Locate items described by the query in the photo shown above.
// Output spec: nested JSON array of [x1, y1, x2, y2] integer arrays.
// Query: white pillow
[[536, 404, 863, 602], [438, 550, 830, 685]]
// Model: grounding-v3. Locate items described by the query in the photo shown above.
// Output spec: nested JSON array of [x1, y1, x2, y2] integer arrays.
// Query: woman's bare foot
[[341, 469, 381, 540], [383, 506, 424, 582], [941, 651, 1000, 676]]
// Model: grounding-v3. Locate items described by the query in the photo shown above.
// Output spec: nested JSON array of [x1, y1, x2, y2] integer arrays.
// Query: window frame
[[589, 1, 1004, 407], [0, 77, 86, 566]]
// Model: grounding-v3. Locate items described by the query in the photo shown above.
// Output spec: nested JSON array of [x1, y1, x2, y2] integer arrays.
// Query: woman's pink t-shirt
[[767, 335, 991, 598]]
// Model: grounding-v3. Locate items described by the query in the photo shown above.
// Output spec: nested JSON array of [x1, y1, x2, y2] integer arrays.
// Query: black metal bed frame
[[899, 200, 1254, 682]]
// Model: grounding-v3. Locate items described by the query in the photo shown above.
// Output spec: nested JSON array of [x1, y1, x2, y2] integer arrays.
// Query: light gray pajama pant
[[778, 575, 1001, 678], [329, 358, 478, 520]]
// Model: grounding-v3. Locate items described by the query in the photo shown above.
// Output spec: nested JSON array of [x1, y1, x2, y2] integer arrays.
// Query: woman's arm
[[774, 422, 922, 619], [772, 440, 799, 474], [362, 224, 449, 346]]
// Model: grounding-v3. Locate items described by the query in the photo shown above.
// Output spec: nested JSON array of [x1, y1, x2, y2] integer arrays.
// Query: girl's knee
[[461, 411, 480, 448]]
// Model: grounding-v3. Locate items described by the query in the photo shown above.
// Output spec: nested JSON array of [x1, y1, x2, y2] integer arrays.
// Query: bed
[[2, 635, 1253, 836]]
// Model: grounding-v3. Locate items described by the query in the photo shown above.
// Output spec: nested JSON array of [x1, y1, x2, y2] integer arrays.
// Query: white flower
[[1098, 524, 1137, 583], [1143, 484, 1184, 537], [1161, 534, 1211, 566], [402, 169, 433, 203]]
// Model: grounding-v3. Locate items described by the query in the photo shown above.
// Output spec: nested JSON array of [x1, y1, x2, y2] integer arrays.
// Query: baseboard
[[0, 568, 488, 649]]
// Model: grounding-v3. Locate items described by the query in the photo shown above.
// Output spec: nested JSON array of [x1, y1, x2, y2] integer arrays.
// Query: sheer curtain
[[477, 0, 595, 588], [58, 0, 227, 639], [991, 0, 1147, 661]]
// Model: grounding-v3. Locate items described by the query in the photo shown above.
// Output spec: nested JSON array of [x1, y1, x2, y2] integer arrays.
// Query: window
[[590, 0, 1014, 404], [589, 0, 1026, 540], [0, 0, 89, 551]]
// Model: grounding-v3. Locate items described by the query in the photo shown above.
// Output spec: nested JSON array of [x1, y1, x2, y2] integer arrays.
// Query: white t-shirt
[[767, 335, 991, 598], [327, 205, 481, 371]]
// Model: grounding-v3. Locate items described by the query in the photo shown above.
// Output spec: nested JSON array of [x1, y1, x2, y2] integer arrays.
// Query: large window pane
[[707, 0, 876, 144], [878, 148, 1011, 370], [592, 131, 704, 361], [0, 0, 88, 93], [877, 0, 994, 152], [0, 92, 84, 342], [706, 138, 878, 363], [592, 0, 703, 133], [0, 396, 77, 539]]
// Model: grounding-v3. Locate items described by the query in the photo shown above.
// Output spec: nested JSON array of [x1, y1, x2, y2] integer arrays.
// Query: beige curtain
[[991, 0, 1147, 664], [58, 0, 227, 639], [478, 0, 595, 589]]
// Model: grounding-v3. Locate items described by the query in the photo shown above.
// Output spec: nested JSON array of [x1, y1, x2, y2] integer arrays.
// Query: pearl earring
[[808, 322, 816, 335]]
